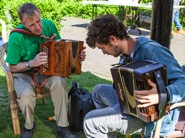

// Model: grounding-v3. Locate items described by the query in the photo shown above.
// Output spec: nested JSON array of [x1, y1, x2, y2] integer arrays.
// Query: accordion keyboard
[[42, 45, 49, 72]]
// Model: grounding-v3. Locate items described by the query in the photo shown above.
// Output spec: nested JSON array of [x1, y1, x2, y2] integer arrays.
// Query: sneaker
[[171, 30, 177, 35], [176, 28, 185, 35], [21, 123, 36, 138], [56, 126, 79, 138]]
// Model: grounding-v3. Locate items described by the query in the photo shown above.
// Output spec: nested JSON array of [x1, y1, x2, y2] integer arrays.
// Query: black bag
[[68, 82, 95, 132]]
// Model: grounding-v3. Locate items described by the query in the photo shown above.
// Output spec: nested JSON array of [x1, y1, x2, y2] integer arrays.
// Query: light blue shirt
[[174, 0, 180, 12], [0, 38, 4, 46]]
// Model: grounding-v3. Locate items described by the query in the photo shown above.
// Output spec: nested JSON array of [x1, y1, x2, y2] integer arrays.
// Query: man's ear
[[21, 21, 25, 27], [109, 35, 116, 44]]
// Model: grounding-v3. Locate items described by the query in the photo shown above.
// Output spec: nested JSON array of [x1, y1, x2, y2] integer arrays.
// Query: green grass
[[0, 68, 142, 138]]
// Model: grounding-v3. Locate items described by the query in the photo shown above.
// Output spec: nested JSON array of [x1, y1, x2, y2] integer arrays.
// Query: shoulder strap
[[11, 28, 52, 40], [154, 70, 168, 118], [68, 82, 87, 99], [68, 86, 76, 99], [11, 28, 35, 36], [68, 82, 79, 99]]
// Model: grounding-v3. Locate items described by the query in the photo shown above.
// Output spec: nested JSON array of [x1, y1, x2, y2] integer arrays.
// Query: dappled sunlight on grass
[[0, 69, 113, 137], [0, 68, 142, 137]]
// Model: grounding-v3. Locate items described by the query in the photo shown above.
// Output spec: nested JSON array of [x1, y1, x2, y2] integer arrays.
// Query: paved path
[[61, 17, 185, 80]]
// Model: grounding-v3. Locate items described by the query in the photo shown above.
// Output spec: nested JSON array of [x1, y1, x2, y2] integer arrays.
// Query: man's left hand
[[79, 47, 86, 61]]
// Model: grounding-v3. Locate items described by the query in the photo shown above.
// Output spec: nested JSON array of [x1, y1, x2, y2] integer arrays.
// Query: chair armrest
[[0, 43, 20, 135], [0, 42, 16, 102], [170, 101, 185, 110], [0, 42, 14, 93], [154, 100, 185, 138]]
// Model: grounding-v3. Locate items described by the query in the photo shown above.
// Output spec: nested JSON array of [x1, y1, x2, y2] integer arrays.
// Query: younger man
[[84, 14, 185, 137]]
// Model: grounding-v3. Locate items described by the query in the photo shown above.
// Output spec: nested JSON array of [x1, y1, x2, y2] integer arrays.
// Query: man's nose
[[35, 23, 40, 29], [102, 49, 106, 55]]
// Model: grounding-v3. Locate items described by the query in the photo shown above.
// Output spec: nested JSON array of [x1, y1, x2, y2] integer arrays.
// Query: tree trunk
[[150, 0, 173, 49]]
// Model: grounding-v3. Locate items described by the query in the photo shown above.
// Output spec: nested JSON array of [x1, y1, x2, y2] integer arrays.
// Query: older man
[[6, 2, 85, 138]]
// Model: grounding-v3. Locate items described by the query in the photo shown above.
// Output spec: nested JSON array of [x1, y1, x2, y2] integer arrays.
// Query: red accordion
[[111, 60, 169, 122], [40, 39, 84, 77]]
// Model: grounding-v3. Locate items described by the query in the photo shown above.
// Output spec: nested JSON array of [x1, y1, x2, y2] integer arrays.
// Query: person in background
[[0, 38, 4, 46], [173, 0, 185, 34], [5, 2, 85, 138], [84, 14, 185, 138]]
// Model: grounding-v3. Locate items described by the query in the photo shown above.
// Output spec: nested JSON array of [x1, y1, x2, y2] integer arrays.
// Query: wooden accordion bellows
[[40, 39, 84, 77], [111, 60, 169, 122]]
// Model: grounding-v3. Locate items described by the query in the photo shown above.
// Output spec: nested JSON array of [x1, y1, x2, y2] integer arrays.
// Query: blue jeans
[[173, 0, 182, 29], [83, 84, 145, 138], [83, 83, 179, 137]]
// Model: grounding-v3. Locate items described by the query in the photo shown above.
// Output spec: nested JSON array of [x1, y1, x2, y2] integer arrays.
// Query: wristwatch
[[26, 61, 31, 69]]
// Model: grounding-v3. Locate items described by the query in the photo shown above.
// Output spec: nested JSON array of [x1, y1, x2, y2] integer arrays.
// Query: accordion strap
[[31, 68, 47, 93], [11, 28, 55, 40], [68, 82, 88, 99], [154, 70, 168, 118]]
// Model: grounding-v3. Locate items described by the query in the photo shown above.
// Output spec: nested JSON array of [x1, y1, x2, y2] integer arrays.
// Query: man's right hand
[[29, 52, 48, 67], [8, 52, 48, 73]]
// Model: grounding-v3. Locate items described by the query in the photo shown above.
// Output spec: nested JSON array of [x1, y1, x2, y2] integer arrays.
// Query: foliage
[[1, 0, 184, 36], [0, 0, 90, 32], [0, 0, 120, 36]]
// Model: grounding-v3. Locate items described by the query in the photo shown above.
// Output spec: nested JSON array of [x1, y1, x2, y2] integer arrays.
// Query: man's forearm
[[9, 62, 32, 72]]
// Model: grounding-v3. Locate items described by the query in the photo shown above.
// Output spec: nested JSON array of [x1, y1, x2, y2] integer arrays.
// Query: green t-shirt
[[6, 19, 61, 65]]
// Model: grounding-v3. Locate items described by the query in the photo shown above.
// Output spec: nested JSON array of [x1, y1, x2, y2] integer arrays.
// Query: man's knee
[[48, 76, 68, 98], [18, 94, 36, 109], [92, 84, 113, 98], [93, 84, 104, 93], [93, 84, 112, 92], [16, 85, 36, 98], [49, 76, 67, 87], [92, 84, 104, 100], [84, 112, 94, 130]]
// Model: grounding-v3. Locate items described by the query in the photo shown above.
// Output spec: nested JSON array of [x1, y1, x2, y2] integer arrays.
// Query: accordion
[[111, 60, 169, 122], [40, 39, 84, 77]]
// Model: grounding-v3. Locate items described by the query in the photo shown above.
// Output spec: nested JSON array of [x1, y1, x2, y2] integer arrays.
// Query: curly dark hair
[[86, 14, 129, 49]]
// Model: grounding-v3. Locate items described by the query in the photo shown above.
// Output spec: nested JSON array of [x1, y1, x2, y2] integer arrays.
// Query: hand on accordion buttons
[[33, 52, 48, 67], [79, 48, 86, 62], [134, 79, 159, 108]]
